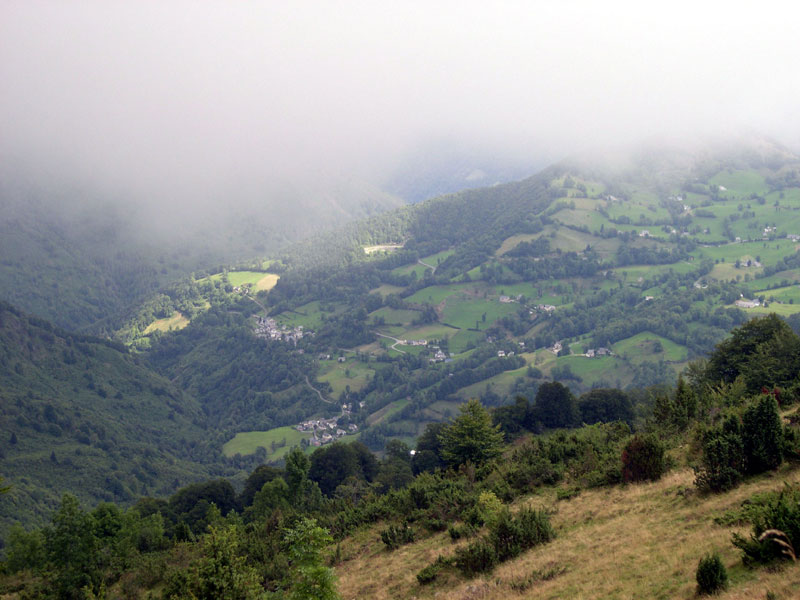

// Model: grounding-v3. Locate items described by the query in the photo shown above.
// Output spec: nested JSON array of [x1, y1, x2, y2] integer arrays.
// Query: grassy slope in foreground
[[335, 466, 800, 600]]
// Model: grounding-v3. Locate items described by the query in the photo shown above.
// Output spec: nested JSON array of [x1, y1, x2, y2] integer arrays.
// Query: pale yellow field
[[143, 311, 189, 334]]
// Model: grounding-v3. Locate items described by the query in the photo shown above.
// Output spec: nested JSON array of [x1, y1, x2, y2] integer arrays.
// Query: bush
[[695, 552, 728, 595], [621, 434, 666, 483], [515, 507, 555, 548], [488, 507, 554, 563], [448, 523, 476, 542], [380, 522, 415, 550], [454, 540, 498, 576], [732, 485, 800, 565], [695, 416, 745, 493], [421, 517, 447, 532], [416, 562, 441, 584], [742, 394, 783, 475], [488, 509, 523, 561]]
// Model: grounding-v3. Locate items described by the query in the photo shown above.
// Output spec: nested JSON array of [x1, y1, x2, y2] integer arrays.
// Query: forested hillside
[[2, 316, 799, 599], [0, 166, 403, 333], [0, 302, 223, 540]]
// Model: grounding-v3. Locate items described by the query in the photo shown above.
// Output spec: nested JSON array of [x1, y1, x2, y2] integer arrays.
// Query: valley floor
[[335, 465, 800, 599]]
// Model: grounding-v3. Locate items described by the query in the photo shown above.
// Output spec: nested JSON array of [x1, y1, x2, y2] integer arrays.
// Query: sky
[[2, 1, 800, 210]]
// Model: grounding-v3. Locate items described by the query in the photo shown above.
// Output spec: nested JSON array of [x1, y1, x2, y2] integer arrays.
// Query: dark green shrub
[[421, 517, 447, 532], [454, 540, 498, 576], [695, 416, 744, 493], [416, 562, 441, 584], [488, 509, 523, 561], [487, 507, 554, 563], [515, 507, 555, 548], [621, 434, 666, 483], [732, 486, 800, 565], [556, 487, 581, 501], [742, 394, 783, 475], [695, 552, 728, 595], [380, 522, 415, 550], [448, 523, 476, 542]]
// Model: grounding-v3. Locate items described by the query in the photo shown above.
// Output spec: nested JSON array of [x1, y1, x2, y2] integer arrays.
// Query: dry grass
[[143, 311, 189, 334], [335, 466, 800, 600]]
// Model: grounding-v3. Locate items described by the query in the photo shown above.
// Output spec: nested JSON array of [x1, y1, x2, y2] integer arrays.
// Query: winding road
[[375, 332, 406, 354], [418, 258, 436, 273], [305, 375, 334, 404]]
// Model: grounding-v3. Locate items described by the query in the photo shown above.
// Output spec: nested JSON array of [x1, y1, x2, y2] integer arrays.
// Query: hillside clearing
[[335, 466, 800, 600], [143, 311, 189, 334]]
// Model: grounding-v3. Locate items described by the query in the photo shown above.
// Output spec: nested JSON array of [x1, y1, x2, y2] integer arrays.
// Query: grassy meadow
[[335, 466, 800, 600], [222, 426, 310, 459]]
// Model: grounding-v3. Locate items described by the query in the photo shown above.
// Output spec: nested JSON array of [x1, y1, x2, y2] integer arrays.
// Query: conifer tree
[[438, 399, 504, 467]]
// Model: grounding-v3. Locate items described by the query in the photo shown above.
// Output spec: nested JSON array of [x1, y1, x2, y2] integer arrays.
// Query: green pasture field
[[693, 239, 799, 266], [710, 169, 768, 197], [552, 206, 614, 233], [275, 300, 345, 329], [610, 262, 696, 284], [394, 323, 460, 342], [708, 262, 761, 282], [767, 187, 800, 203], [222, 426, 310, 458], [760, 284, 800, 304], [391, 262, 429, 278], [455, 364, 530, 400], [448, 329, 483, 354], [745, 269, 800, 292], [317, 360, 374, 395], [611, 332, 688, 363], [370, 284, 406, 297], [392, 343, 430, 357], [550, 355, 632, 388], [422, 249, 455, 266], [422, 399, 463, 421], [369, 307, 419, 326], [207, 270, 280, 291], [737, 303, 800, 317], [144, 311, 189, 335], [496, 233, 542, 256], [464, 262, 514, 281], [685, 191, 711, 203], [440, 296, 518, 330], [549, 228, 621, 256], [405, 283, 477, 305], [367, 398, 410, 426]]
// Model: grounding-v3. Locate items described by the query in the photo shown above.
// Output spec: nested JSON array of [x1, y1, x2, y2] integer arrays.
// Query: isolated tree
[[412, 422, 447, 474], [621, 434, 666, 482], [283, 518, 340, 600], [46, 494, 102, 598], [705, 314, 792, 386], [532, 381, 578, 429], [578, 389, 633, 425], [742, 393, 783, 474], [438, 399, 504, 468]]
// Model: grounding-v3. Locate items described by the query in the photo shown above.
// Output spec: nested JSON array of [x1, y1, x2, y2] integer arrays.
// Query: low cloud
[[2, 1, 799, 215]]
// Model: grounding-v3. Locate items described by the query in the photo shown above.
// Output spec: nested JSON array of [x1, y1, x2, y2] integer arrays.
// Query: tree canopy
[[438, 399, 504, 468]]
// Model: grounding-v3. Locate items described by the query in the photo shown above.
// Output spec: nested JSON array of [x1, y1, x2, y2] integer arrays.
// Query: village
[[253, 316, 311, 345], [295, 403, 360, 447]]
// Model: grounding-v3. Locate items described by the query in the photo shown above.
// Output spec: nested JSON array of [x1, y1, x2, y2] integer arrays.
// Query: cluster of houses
[[585, 347, 613, 358], [533, 304, 556, 313], [254, 316, 310, 345], [429, 348, 449, 363], [295, 406, 359, 447], [735, 298, 761, 309]]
